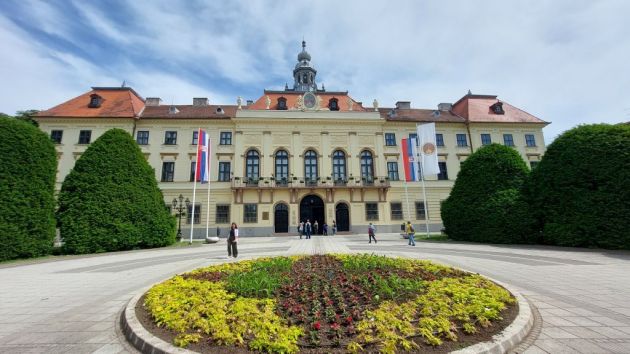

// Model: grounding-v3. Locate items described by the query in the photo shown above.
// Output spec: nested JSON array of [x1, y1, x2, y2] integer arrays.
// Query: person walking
[[298, 221, 304, 239], [305, 219, 312, 239], [405, 221, 416, 246], [332, 220, 337, 236], [313, 220, 319, 235], [322, 222, 328, 236], [368, 222, 377, 243], [228, 222, 239, 257]]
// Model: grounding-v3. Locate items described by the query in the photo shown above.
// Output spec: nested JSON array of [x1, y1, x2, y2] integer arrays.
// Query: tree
[[14, 110, 40, 127], [57, 128, 176, 254], [525, 124, 630, 249], [0, 117, 57, 261], [441, 144, 535, 243]]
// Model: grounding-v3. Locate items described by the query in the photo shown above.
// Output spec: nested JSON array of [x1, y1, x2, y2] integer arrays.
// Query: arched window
[[275, 150, 289, 183], [328, 98, 339, 111], [246, 150, 259, 180], [277, 97, 287, 110], [360, 150, 374, 183], [332, 150, 346, 183], [304, 150, 318, 183]]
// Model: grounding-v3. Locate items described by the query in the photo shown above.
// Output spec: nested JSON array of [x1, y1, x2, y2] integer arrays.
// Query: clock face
[[303, 92, 316, 109]]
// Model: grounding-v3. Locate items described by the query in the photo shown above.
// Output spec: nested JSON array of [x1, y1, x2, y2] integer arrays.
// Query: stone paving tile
[[543, 316, 580, 327], [522, 345, 550, 354], [565, 316, 610, 327], [559, 338, 612, 353], [586, 327, 630, 339], [92, 343, 129, 354], [541, 327, 579, 339], [561, 326, 610, 339], [535, 339, 582, 353], [592, 341, 630, 354]]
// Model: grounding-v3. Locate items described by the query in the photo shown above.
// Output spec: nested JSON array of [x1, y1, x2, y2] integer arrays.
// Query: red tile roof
[[452, 94, 548, 124], [379, 108, 466, 123], [37, 87, 144, 118], [247, 91, 367, 111], [141, 105, 236, 119]]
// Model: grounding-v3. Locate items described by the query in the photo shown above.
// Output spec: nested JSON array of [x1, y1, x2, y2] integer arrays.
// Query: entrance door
[[335, 203, 350, 232], [274, 203, 289, 233], [299, 195, 325, 235]]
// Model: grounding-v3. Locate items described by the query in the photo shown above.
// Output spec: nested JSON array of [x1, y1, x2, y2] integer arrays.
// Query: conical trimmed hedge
[[0, 117, 57, 261], [57, 128, 176, 254], [525, 124, 630, 249], [441, 144, 535, 243]]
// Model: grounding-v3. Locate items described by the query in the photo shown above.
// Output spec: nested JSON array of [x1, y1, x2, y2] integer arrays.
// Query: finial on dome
[[302, 40, 306, 50]]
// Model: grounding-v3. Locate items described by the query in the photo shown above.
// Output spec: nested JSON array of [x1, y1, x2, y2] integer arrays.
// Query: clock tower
[[293, 41, 319, 92]]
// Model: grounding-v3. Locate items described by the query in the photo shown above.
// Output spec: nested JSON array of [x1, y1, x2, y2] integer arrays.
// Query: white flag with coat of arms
[[416, 123, 440, 176]]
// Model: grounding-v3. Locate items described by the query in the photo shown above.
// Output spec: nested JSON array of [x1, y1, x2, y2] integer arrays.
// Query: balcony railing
[[231, 176, 391, 189]]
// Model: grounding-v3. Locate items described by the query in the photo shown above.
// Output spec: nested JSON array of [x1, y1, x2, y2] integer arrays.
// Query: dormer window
[[88, 94, 102, 108], [277, 97, 287, 110], [491, 102, 504, 114], [328, 98, 339, 111]]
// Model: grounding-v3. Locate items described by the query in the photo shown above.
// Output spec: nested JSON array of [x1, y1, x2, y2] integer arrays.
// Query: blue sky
[[1, 0, 629, 142]]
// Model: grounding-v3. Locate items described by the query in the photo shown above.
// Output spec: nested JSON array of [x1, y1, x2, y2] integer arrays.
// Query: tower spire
[[293, 40, 317, 92]]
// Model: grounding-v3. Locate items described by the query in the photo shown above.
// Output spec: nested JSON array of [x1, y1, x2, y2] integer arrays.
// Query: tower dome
[[292, 40, 318, 92], [297, 41, 311, 62]]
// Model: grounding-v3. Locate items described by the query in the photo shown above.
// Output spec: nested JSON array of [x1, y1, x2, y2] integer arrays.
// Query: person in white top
[[228, 222, 239, 257]]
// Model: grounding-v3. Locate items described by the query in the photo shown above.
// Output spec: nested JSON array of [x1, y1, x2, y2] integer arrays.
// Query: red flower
[[312, 321, 321, 330], [346, 316, 353, 324]]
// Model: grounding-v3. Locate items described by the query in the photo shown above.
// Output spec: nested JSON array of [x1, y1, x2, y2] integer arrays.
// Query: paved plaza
[[1, 234, 630, 353]]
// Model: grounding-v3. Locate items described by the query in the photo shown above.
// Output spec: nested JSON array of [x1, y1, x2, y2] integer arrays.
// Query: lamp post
[[172, 194, 190, 241]]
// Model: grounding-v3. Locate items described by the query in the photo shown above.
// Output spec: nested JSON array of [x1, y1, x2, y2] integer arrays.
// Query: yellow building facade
[[36, 44, 548, 237]]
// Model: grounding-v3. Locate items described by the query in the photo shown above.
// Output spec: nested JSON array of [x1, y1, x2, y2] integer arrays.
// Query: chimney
[[395, 101, 411, 109], [193, 97, 209, 106], [145, 97, 161, 106], [246, 100, 253, 106], [438, 103, 452, 111]]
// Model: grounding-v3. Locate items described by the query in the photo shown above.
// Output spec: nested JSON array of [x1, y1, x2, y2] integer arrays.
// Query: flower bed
[[139, 254, 517, 353]]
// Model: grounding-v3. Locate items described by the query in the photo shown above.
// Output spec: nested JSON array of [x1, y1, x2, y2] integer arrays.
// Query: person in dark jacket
[[228, 222, 239, 257], [368, 222, 377, 244]]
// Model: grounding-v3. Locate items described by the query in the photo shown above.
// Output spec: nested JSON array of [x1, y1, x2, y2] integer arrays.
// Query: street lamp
[[172, 194, 190, 241]]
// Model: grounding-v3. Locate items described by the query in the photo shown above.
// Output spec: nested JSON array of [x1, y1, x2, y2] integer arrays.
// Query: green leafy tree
[[57, 128, 176, 254], [15, 110, 40, 127], [0, 117, 57, 261], [441, 144, 535, 243], [525, 124, 630, 249]]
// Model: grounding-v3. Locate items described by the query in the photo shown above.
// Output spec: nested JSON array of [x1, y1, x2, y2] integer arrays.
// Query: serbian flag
[[401, 138, 421, 181], [195, 129, 210, 183]]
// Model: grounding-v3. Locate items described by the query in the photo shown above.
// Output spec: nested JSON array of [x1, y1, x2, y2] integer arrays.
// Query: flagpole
[[403, 180, 411, 223], [189, 128, 201, 244], [205, 138, 212, 240]]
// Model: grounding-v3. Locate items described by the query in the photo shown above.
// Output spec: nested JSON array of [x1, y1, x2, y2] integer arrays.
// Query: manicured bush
[[525, 124, 630, 249], [57, 128, 175, 254], [441, 144, 535, 243], [0, 117, 56, 261]]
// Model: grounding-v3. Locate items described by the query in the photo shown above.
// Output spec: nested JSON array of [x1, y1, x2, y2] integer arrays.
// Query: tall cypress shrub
[[57, 128, 175, 254], [0, 117, 56, 261], [525, 124, 630, 249], [441, 144, 535, 243]]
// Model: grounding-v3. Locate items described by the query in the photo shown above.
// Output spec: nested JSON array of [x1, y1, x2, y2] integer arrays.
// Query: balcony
[[231, 176, 390, 189]]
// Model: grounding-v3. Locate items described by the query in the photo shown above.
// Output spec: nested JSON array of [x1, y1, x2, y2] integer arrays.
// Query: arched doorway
[[274, 203, 289, 233], [299, 195, 325, 235], [335, 203, 350, 232]]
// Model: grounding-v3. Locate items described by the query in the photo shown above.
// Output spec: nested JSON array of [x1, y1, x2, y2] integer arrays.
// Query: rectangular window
[[161, 162, 175, 182], [525, 134, 536, 147], [244, 204, 257, 223], [481, 134, 492, 146], [190, 161, 196, 182], [164, 131, 177, 145], [192, 131, 199, 145], [436, 133, 444, 147], [385, 133, 396, 146], [136, 131, 149, 145], [390, 202, 403, 220], [218, 162, 231, 182], [530, 161, 539, 170], [415, 201, 426, 220], [409, 133, 418, 141], [387, 162, 399, 181], [78, 130, 91, 144], [438, 162, 448, 180], [220, 132, 232, 145], [503, 134, 514, 147], [216, 205, 230, 224], [456, 134, 468, 147], [186, 204, 201, 224], [365, 202, 379, 221], [50, 130, 63, 144]]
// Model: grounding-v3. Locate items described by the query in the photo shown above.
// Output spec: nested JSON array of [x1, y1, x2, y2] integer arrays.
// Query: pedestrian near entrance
[[305, 219, 312, 239], [368, 222, 377, 244], [323, 223, 328, 236], [298, 221, 304, 239], [228, 222, 239, 257], [405, 221, 416, 246], [313, 220, 319, 235], [332, 220, 337, 236]]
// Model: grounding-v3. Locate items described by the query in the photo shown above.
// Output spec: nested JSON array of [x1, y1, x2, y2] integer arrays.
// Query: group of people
[[367, 221, 416, 246], [298, 220, 337, 239]]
